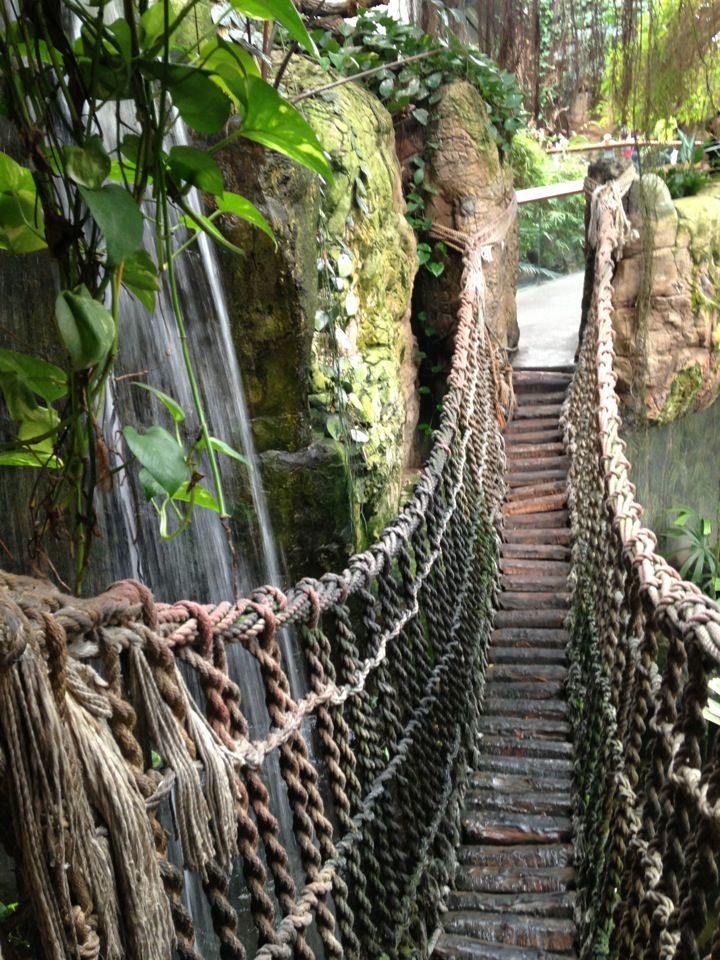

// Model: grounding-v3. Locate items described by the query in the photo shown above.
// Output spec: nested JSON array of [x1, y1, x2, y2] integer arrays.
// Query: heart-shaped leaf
[[0, 190, 46, 253], [229, 0, 316, 56], [0, 349, 67, 402], [172, 481, 221, 512], [141, 61, 231, 133], [64, 137, 111, 189], [132, 382, 186, 423], [124, 424, 188, 495], [122, 249, 159, 312], [80, 184, 143, 264], [55, 286, 115, 371], [237, 76, 332, 180], [168, 146, 225, 195], [216, 192, 274, 241]]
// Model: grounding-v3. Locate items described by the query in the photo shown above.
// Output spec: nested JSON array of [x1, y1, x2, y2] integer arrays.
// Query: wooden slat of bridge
[[515, 180, 584, 205], [434, 368, 578, 960]]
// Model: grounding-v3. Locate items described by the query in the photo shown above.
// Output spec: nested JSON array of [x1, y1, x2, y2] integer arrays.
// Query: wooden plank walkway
[[515, 181, 584, 205], [434, 368, 578, 960]]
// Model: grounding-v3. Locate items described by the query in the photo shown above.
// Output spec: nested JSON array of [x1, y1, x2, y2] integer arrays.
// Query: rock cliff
[[217, 57, 418, 577], [611, 175, 720, 424]]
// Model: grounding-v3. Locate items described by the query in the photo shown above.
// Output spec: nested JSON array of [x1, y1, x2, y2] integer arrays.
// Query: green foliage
[[55, 288, 116, 372], [662, 505, 720, 599], [307, 10, 524, 282], [509, 130, 587, 276], [606, 0, 720, 130], [405, 155, 447, 278], [658, 166, 708, 199], [0, 0, 329, 588], [0, 152, 45, 253], [312, 10, 526, 151], [124, 387, 247, 539]]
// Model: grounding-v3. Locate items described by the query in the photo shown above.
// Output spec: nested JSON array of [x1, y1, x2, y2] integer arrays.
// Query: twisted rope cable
[[566, 166, 720, 960], [0, 194, 512, 960]]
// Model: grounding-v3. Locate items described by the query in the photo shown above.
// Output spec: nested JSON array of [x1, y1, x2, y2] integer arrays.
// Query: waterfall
[[0, 14, 316, 951]]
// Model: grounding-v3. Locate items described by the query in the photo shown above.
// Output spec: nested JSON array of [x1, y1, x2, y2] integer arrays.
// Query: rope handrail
[[0, 198, 516, 959], [566, 165, 720, 959]]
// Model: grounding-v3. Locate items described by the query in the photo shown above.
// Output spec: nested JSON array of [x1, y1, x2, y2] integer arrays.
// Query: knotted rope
[[565, 167, 720, 959], [0, 198, 516, 959]]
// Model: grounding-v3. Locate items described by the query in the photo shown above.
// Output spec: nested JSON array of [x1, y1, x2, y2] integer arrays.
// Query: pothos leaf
[[172, 481, 222, 512], [197, 434, 249, 466], [0, 190, 46, 253], [55, 286, 115, 371], [140, 61, 232, 133], [229, 0, 316, 57], [123, 424, 188, 496], [63, 137, 111, 189], [215, 192, 274, 242], [0, 349, 66, 403], [168, 146, 225, 195], [122, 249, 159, 312], [0, 449, 62, 468], [131, 382, 186, 424], [237, 77, 332, 181], [80, 184, 143, 264]]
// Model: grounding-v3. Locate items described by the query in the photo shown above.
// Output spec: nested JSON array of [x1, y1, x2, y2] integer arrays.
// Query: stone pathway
[[514, 274, 583, 369], [433, 368, 578, 960]]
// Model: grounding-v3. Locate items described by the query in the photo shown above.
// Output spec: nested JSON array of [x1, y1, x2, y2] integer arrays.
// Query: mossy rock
[[216, 57, 418, 574], [257, 441, 353, 579], [613, 179, 720, 425], [676, 182, 720, 264], [658, 363, 705, 424]]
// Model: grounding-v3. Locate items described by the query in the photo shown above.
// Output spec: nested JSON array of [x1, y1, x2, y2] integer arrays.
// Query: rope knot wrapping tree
[[0, 199, 516, 958], [566, 166, 720, 960]]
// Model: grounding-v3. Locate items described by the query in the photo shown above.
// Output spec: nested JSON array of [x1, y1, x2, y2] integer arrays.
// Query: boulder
[[610, 175, 720, 423], [217, 57, 418, 577], [422, 80, 519, 352]]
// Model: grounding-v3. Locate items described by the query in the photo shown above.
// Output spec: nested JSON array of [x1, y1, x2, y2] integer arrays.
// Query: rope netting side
[[0, 204, 512, 960], [565, 168, 720, 960]]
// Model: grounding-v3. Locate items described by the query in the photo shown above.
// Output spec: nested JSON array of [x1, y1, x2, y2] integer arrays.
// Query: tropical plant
[[313, 9, 526, 151], [0, 0, 330, 589], [309, 9, 525, 277], [662, 505, 720, 599], [659, 165, 708, 199], [606, 0, 720, 131], [510, 129, 587, 276]]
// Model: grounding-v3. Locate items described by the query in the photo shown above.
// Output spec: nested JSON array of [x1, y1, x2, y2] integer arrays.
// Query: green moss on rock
[[216, 57, 417, 577], [659, 364, 705, 424]]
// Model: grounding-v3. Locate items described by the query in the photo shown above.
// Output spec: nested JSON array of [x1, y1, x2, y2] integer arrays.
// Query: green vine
[[313, 10, 526, 151]]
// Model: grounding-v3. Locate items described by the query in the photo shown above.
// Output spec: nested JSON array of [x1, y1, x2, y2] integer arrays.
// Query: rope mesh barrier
[[0, 203, 512, 960], [565, 165, 720, 960]]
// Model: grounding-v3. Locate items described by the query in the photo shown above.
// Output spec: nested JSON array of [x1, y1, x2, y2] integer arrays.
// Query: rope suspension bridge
[[0, 163, 719, 960]]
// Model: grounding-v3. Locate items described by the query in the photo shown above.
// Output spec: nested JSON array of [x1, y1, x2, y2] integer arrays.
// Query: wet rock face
[[611, 175, 720, 424], [217, 57, 418, 577], [423, 80, 519, 352]]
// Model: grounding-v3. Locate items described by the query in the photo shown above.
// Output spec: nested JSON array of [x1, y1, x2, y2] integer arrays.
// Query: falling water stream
[[0, 15, 314, 947], [96, 119, 313, 951]]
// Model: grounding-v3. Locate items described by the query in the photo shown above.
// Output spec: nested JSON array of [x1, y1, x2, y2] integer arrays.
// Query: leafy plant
[[662, 506, 720, 599], [307, 9, 524, 280], [658, 166, 708, 200], [510, 130, 587, 277], [0, 0, 330, 589], [313, 9, 526, 152], [405, 154, 447, 277]]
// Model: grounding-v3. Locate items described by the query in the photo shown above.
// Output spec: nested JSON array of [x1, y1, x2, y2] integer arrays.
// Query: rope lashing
[[0, 198, 516, 960], [565, 165, 720, 960]]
